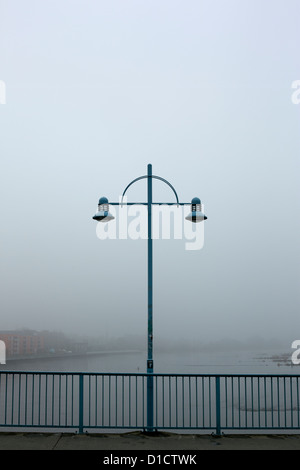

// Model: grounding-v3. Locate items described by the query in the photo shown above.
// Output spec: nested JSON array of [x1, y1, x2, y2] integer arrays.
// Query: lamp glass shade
[[185, 211, 207, 223], [93, 211, 115, 222]]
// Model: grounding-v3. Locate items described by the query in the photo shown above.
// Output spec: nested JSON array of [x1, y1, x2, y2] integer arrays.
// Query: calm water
[[3, 347, 297, 375]]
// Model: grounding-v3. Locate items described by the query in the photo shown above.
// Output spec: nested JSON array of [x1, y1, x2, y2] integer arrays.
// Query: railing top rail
[[1, 370, 300, 378]]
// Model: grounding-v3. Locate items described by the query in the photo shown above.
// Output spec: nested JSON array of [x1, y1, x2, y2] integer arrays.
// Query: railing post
[[215, 376, 221, 436], [146, 163, 154, 432], [78, 374, 84, 434]]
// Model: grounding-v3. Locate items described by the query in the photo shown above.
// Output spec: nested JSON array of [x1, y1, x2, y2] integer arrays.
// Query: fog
[[0, 0, 299, 351]]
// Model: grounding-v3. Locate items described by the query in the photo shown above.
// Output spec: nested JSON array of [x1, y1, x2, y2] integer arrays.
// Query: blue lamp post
[[93, 163, 207, 432]]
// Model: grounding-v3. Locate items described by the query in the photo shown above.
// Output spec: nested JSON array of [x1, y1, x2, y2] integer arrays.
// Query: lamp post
[[93, 163, 207, 432]]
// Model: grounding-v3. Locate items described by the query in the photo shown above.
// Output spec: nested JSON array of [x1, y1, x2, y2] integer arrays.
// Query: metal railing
[[0, 371, 300, 434]]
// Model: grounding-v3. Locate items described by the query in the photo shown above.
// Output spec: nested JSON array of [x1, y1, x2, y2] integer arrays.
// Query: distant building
[[0, 330, 45, 356]]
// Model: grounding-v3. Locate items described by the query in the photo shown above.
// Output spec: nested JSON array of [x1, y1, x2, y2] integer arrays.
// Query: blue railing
[[0, 371, 300, 434]]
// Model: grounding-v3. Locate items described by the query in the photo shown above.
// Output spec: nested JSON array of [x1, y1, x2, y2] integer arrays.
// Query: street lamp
[[93, 197, 115, 222], [93, 163, 207, 431], [185, 197, 207, 223]]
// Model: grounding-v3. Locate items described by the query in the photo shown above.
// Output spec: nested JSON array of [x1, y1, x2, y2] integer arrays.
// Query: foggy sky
[[0, 0, 299, 347]]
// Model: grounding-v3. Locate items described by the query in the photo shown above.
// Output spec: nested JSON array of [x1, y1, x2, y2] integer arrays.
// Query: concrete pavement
[[0, 431, 300, 450]]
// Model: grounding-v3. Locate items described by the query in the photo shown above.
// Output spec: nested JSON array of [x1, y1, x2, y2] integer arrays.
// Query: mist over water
[[4, 347, 296, 375]]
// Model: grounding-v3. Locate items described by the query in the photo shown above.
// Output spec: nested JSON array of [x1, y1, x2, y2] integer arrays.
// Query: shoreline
[[4, 349, 143, 363]]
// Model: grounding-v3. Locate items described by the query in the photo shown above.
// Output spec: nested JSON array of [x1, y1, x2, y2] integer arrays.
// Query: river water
[[3, 347, 297, 374]]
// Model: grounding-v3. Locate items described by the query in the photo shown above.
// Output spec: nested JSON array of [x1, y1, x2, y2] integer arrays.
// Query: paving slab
[[0, 432, 61, 450], [0, 432, 300, 451]]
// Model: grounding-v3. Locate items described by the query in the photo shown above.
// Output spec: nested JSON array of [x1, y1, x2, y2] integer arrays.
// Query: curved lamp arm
[[121, 175, 180, 206]]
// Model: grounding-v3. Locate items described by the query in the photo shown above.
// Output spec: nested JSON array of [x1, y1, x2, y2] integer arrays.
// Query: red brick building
[[0, 330, 45, 356]]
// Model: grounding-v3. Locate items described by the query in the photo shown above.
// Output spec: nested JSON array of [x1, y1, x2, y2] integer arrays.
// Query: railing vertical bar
[[11, 373, 15, 425], [224, 377, 228, 428], [38, 374, 41, 426], [182, 376, 184, 428], [45, 374, 48, 426], [156, 375, 159, 429], [271, 377, 274, 428], [264, 377, 267, 428], [169, 376, 172, 428], [4, 374, 8, 425], [0, 374, 3, 422], [141, 375, 144, 429], [251, 376, 254, 428], [135, 376, 138, 428], [244, 377, 247, 429], [86, 375, 92, 426], [157, 376, 160, 428], [116, 376, 118, 428], [71, 375, 74, 427], [142, 375, 145, 429], [195, 376, 198, 428], [215, 376, 221, 436], [95, 375, 98, 427], [156, 376, 159, 428], [0, 374, 2, 423], [258, 377, 260, 429], [209, 377, 212, 427], [51, 374, 55, 426], [102, 375, 105, 427], [32, 374, 35, 426], [129, 375, 131, 428], [290, 377, 293, 428], [141, 375, 145, 429], [78, 374, 84, 434], [238, 376, 240, 428], [284, 377, 287, 428], [189, 376, 191, 427], [17, 374, 21, 426], [3, 374, 7, 425], [176, 376, 178, 428], [143, 375, 145, 429], [58, 374, 61, 427], [160, 376, 163, 428], [160, 376, 162, 428], [25, 374, 28, 425], [108, 375, 111, 427], [4, 374, 8, 426], [93, 375, 95, 427], [65, 375, 68, 427], [277, 377, 280, 428], [231, 376, 234, 428], [21, 374, 24, 426], [202, 376, 205, 428], [122, 375, 124, 427], [297, 377, 300, 428]]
